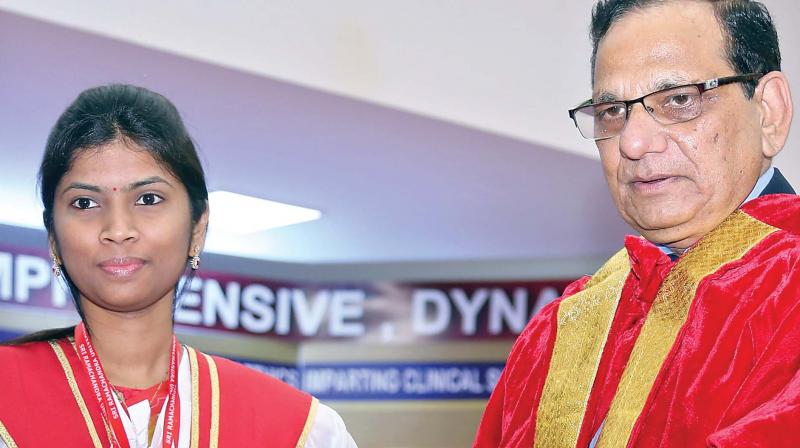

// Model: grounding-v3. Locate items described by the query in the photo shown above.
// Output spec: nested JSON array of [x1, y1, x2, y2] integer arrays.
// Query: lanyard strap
[[162, 337, 181, 448], [74, 323, 182, 448]]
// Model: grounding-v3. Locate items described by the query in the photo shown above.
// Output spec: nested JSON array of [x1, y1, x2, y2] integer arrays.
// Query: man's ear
[[754, 70, 793, 158], [189, 204, 210, 257]]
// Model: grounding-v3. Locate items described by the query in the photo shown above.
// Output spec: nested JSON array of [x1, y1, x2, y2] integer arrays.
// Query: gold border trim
[[0, 420, 18, 448], [598, 211, 777, 446], [187, 346, 201, 448], [201, 353, 220, 448], [534, 249, 631, 448], [49, 341, 104, 448], [295, 397, 319, 448]]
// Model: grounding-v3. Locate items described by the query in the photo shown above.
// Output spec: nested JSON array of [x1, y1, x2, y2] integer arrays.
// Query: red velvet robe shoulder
[[0, 339, 313, 447], [474, 194, 800, 448]]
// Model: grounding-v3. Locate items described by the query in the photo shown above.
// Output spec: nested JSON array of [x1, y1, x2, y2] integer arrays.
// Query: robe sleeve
[[472, 276, 591, 448], [706, 368, 800, 447], [304, 402, 358, 447], [707, 272, 800, 448]]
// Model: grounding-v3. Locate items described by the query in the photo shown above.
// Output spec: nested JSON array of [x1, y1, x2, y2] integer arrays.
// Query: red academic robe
[[0, 338, 315, 447], [474, 194, 800, 447]]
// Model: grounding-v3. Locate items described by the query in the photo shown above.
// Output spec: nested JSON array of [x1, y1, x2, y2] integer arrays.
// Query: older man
[[474, 1, 798, 447]]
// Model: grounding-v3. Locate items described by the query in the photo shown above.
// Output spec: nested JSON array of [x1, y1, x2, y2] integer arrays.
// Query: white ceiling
[[0, 1, 797, 263]]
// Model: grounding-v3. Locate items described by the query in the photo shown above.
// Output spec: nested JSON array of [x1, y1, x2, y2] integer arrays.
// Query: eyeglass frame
[[567, 72, 765, 141]]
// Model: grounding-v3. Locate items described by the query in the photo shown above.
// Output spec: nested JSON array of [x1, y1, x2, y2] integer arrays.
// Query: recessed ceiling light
[[207, 190, 321, 234]]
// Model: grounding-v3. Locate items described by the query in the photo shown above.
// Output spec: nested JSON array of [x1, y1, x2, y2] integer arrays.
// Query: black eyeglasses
[[568, 73, 764, 140]]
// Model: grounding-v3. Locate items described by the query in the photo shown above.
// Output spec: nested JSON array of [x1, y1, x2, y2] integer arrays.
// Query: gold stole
[[187, 346, 222, 448], [0, 420, 18, 448], [534, 249, 630, 447], [534, 211, 777, 448]]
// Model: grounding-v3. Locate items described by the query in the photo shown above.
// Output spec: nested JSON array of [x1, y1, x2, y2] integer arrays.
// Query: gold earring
[[51, 253, 61, 277], [189, 246, 201, 270]]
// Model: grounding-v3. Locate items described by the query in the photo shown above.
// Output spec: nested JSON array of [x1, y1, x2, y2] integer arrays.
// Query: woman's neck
[[80, 294, 175, 389]]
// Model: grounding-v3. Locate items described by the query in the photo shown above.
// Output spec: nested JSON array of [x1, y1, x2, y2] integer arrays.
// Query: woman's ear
[[189, 204, 210, 257], [48, 235, 60, 262]]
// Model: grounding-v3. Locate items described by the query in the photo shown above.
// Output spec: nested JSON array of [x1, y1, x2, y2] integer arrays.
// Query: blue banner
[[0, 330, 20, 342], [231, 357, 505, 400], [0, 330, 504, 400], [299, 361, 505, 400]]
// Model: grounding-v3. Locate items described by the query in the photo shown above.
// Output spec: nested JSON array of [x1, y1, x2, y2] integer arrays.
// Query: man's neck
[[741, 166, 776, 204], [80, 294, 175, 389]]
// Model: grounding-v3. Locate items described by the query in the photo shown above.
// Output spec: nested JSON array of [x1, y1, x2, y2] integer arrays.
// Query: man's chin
[[633, 224, 702, 251], [623, 213, 697, 247]]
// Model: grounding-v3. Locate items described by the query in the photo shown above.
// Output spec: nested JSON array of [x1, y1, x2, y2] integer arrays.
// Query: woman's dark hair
[[590, 0, 781, 98], [6, 84, 208, 345]]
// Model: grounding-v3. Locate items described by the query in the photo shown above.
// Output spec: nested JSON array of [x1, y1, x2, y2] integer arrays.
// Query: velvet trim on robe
[[474, 194, 800, 447], [0, 339, 315, 448]]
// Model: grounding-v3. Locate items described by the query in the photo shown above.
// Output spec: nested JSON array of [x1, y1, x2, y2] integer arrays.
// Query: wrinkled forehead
[[592, 1, 730, 100]]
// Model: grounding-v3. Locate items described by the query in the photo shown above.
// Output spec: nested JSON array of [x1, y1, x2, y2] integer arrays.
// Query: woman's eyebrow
[[60, 176, 173, 197], [129, 176, 173, 190], [61, 182, 102, 197]]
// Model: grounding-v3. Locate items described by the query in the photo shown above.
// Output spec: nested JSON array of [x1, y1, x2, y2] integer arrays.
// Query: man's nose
[[618, 103, 668, 160]]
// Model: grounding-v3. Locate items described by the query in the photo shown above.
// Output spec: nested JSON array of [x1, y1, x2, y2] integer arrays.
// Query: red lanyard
[[162, 335, 181, 448], [74, 322, 182, 448]]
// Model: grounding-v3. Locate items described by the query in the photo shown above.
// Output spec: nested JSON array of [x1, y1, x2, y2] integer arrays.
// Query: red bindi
[[112, 187, 118, 191]]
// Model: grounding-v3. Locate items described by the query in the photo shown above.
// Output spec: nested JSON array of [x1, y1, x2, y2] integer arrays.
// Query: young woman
[[0, 85, 357, 448]]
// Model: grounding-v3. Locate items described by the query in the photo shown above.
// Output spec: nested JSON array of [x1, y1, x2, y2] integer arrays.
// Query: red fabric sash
[[202, 353, 315, 447], [0, 339, 315, 447], [0, 338, 113, 447]]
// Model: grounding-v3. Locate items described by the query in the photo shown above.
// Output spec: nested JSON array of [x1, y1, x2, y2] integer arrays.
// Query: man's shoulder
[[517, 248, 630, 340], [742, 194, 800, 236]]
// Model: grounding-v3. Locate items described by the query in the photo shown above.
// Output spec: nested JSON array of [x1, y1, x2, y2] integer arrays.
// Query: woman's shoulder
[[0, 339, 71, 398], [306, 402, 358, 447], [191, 349, 311, 404], [187, 349, 325, 444], [196, 357, 359, 447], [0, 338, 62, 363], [207, 353, 303, 388]]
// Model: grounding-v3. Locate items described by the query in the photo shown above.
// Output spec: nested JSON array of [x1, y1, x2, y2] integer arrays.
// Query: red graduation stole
[[0, 339, 316, 447]]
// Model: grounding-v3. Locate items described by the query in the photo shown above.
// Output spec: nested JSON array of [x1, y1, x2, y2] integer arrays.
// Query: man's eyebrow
[[594, 76, 694, 103], [653, 78, 687, 91], [595, 91, 618, 103]]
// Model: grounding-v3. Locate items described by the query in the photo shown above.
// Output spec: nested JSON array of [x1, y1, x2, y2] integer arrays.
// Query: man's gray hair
[[590, 0, 781, 98]]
